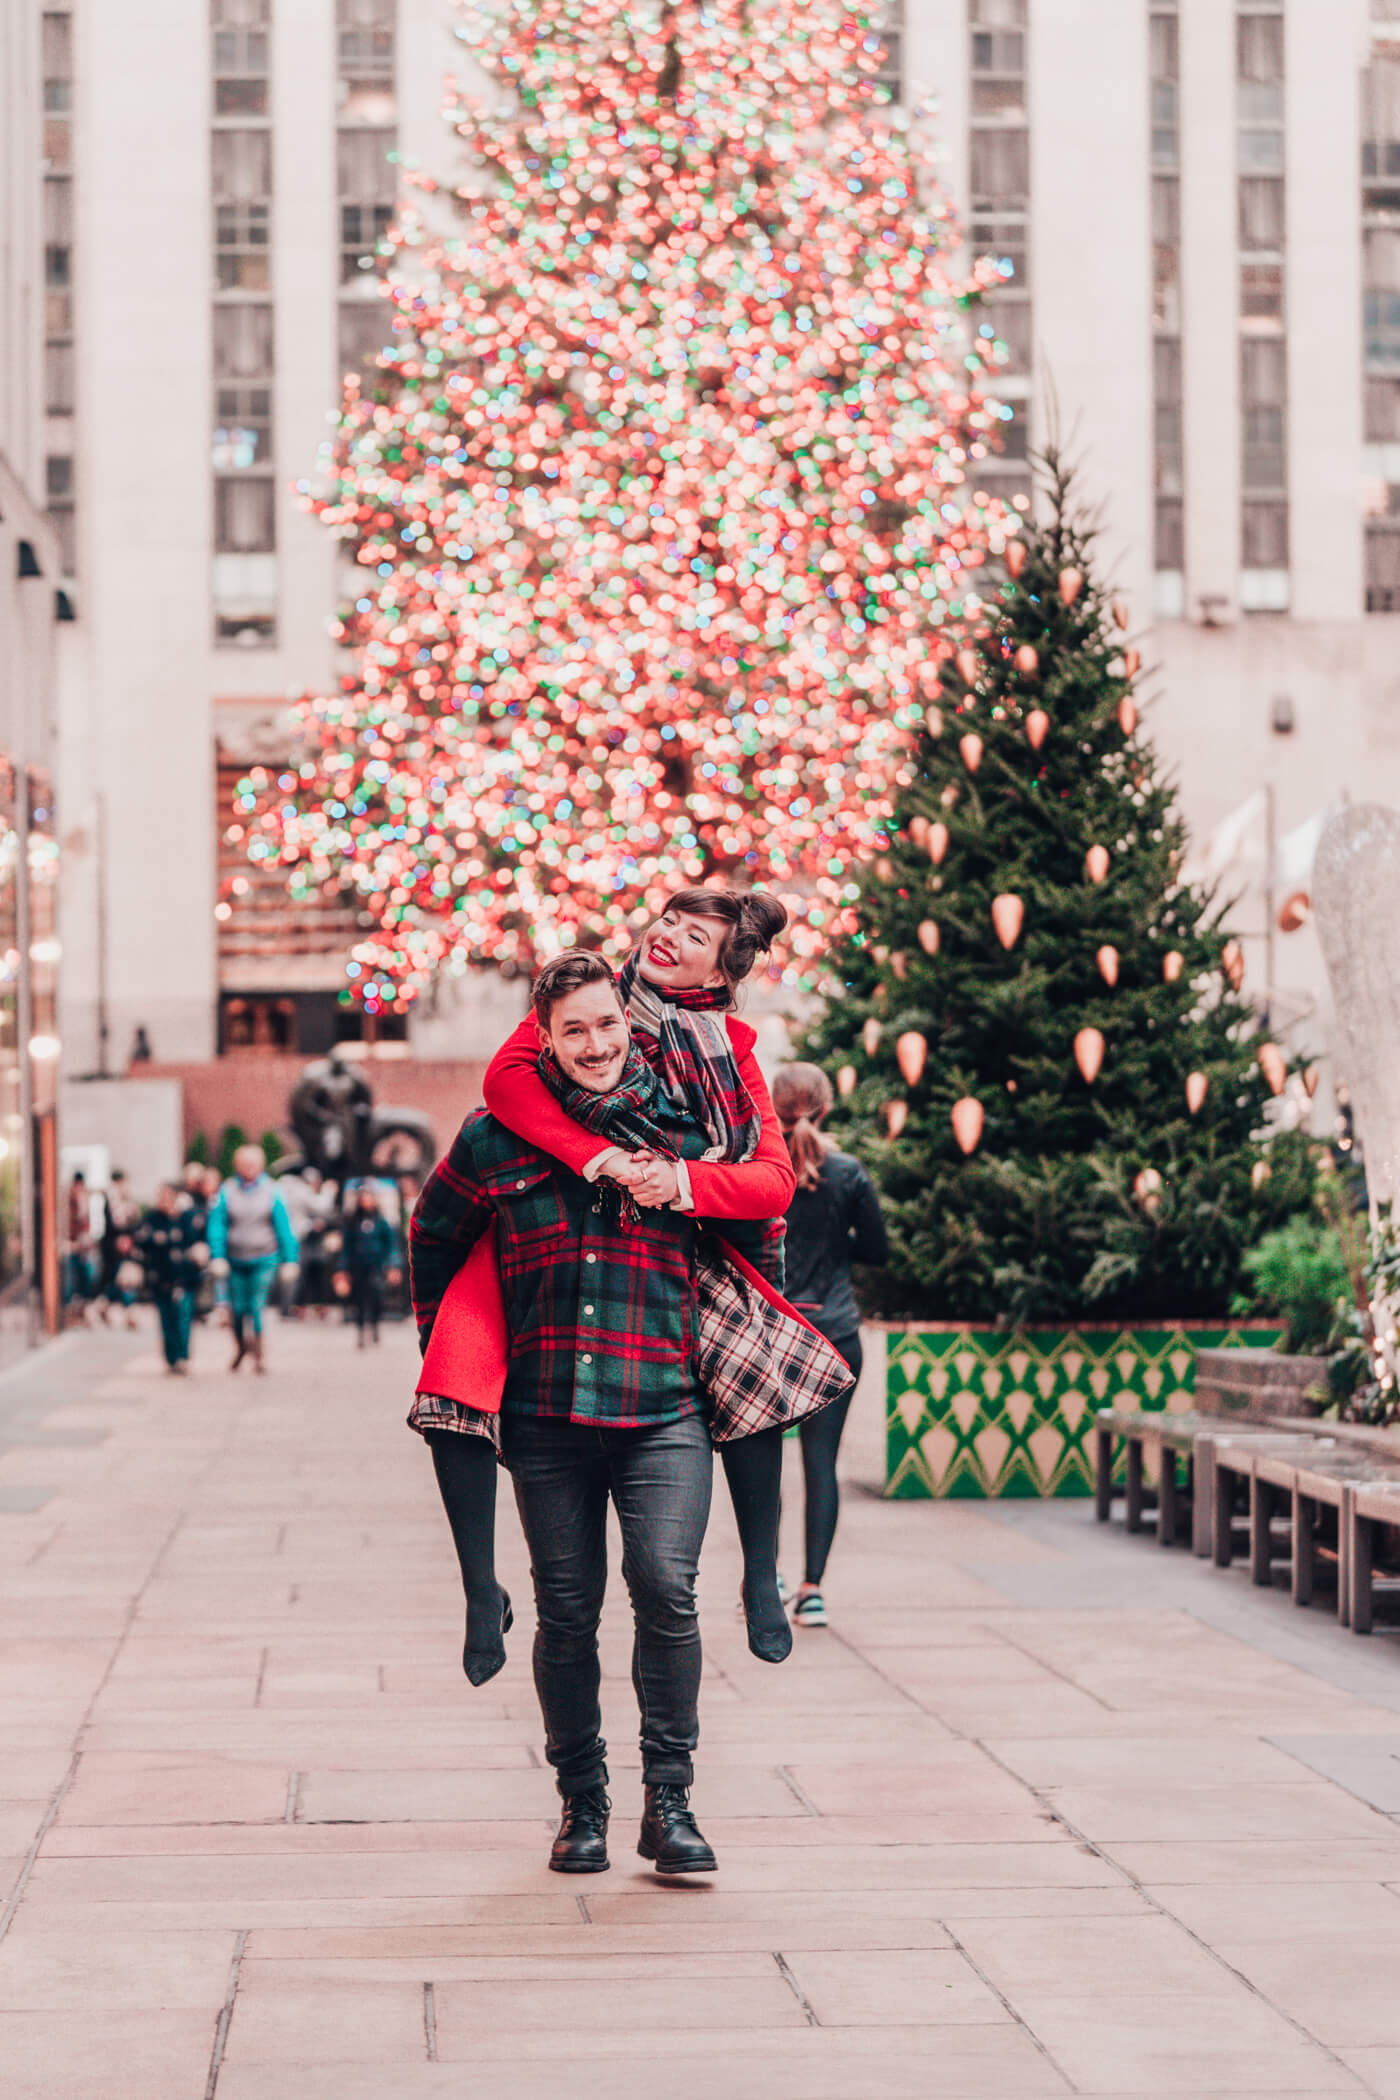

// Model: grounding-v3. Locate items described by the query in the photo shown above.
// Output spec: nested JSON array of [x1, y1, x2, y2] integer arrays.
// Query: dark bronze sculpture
[[279, 1050, 435, 1185]]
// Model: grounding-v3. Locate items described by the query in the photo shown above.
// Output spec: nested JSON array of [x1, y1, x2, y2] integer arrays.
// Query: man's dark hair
[[531, 950, 625, 1028]]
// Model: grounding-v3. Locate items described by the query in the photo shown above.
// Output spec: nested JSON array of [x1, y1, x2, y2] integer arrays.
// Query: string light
[[243, 0, 1018, 1005]]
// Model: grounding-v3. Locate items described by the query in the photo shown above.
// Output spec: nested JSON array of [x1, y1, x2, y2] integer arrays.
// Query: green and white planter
[[881, 1322, 1282, 1499]]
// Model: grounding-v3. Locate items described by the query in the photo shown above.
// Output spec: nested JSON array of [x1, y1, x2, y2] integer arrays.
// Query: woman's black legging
[[425, 1428, 509, 1687], [797, 1334, 862, 1587]]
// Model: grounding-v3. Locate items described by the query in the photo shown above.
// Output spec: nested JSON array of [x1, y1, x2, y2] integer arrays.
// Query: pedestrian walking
[[342, 1183, 396, 1346], [278, 1165, 335, 1316], [206, 1146, 299, 1373], [178, 1164, 221, 1327], [771, 1063, 889, 1630], [177, 1160, 211, 1223], [135, 1183, 207, 1374], [97, 1170, 141, 1329], [63, 1170, 98, 1321], [410, 949, 851, 1879]]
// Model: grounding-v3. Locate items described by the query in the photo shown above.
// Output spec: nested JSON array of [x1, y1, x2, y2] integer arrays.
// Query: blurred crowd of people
[[62, 1148, 407, 1374]]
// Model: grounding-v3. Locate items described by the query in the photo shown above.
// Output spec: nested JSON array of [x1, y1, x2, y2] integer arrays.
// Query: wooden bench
[[1285, 1450, 1400, 1623], [1096, 1408, 1262, 1553], [1345, 1478, 1400, 1634], [1192, 1435, 1400, 1624], [1095, 1402, 1400, 1631], [1207, 1437, 1370, 1611], [1091, 1402, 1217, 1553]]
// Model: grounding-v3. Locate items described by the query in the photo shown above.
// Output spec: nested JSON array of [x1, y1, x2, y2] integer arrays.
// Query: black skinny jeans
[[797, 1333, 862, 1587], [502, 1410, 713, 1796]]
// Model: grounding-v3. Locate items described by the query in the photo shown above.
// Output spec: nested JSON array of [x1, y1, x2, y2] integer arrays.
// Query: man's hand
[[608, 1152, 680, 1208]]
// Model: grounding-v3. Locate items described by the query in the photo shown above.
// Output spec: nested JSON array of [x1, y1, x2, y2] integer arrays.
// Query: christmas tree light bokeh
[[242, 0, 1020, 1011]]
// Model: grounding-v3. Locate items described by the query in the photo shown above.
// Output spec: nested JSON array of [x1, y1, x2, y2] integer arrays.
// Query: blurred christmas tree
[[247, 0, 1017, 1015], [802, 456, 1317, 1326]]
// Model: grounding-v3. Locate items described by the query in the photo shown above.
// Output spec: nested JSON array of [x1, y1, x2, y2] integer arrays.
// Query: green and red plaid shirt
[[411, 1110, 715, 1429]]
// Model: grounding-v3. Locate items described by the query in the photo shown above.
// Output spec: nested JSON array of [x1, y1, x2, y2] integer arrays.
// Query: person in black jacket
[[772, 1063, 889, 1629], [342, 1182, 397, 1347], [136, 1183, 207, 1373]]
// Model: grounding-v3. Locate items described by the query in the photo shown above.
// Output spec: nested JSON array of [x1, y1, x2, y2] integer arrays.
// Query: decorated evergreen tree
[[802, 458, 1316, 1326], [246, 0, 1016, 1016]]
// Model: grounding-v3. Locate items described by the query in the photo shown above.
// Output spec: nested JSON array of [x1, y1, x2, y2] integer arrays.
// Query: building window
[[1237, 4, 1288, 609], [1242, 500, 1289, 567], [338, 0, 398, 406], [214, 303, 274, 378], [213, 553, 277, 645], [215, 478, 275, 552], [1154, 348, 1183, 493], [46, 459, 75, 574], [213, 25, 269, 116], [45, 343, 73, 415], [871, 0, 904, 102], [1367, 375, 1400, 440], [338, 303, 389, 385], [42, 13, 71, 99], [1150, 6, 1182, 600], [971, 27, 1024, 74], [338, 0, 394, 77], [42, 12, 72, 165], [1364, 43, 1400, 606], [341, 202, 393, 284], [337, 133, 394, 288], [1367, 523, 1400, 612], [1152, 172, 1180, 331], [969, 127, 1029, 202], [1156, 499, 1185, 570], [969, 0, 1030, 485], [212, 127, 271, 198], [213, 5, 275, 643], [41, 12, 75, 572], [212, 386, 273, 470], [215, 203, 271, 291]]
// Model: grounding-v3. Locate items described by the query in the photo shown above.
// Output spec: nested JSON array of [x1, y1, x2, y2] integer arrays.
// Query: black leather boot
[[637, 1784, 717, 1874], [549, 1785, 610, 1874]]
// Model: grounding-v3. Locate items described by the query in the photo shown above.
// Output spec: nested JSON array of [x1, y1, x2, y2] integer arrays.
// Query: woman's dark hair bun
[[738, 891, 788, 951], [662, 884, 787, 1000]]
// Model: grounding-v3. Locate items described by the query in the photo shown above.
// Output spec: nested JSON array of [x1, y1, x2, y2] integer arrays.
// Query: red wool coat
[[417, 1014, 799, 1412]]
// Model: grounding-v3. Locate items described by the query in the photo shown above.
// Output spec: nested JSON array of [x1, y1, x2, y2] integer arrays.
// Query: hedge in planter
[[802, 456, 1317, 1334]]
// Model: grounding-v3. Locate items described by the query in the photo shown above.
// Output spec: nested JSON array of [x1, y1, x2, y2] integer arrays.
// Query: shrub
[[1233, 1216, 1351, 1357]]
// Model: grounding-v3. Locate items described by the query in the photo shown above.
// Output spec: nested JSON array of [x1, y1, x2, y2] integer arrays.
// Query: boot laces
[[566, 1785, 610, 1829], [650, 1783, 692, 1819]]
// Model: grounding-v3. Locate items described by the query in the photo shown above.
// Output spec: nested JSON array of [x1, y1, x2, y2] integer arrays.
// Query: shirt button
[[581, 1354, 592, 1364], [584, 1304, 595, 1315], [515, 1180, 527, 1190], [585, 1253, 596, 1264]]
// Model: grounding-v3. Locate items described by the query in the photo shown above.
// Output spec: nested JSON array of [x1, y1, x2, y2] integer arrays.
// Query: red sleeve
[[481, 1016, 614, 1177], [687, 1039, 797, 1221]]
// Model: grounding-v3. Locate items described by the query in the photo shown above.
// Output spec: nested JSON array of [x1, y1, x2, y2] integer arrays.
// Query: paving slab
[[0, 1319, 1397, 2096]]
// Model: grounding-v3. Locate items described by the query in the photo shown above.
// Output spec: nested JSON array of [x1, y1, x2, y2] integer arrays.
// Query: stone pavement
[[5, 1321, 1400, 2098]]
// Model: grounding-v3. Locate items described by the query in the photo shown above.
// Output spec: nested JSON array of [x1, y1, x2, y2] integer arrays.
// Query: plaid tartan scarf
[[537, 1043, 677, 1161], [618, 955, 761, 1163]]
